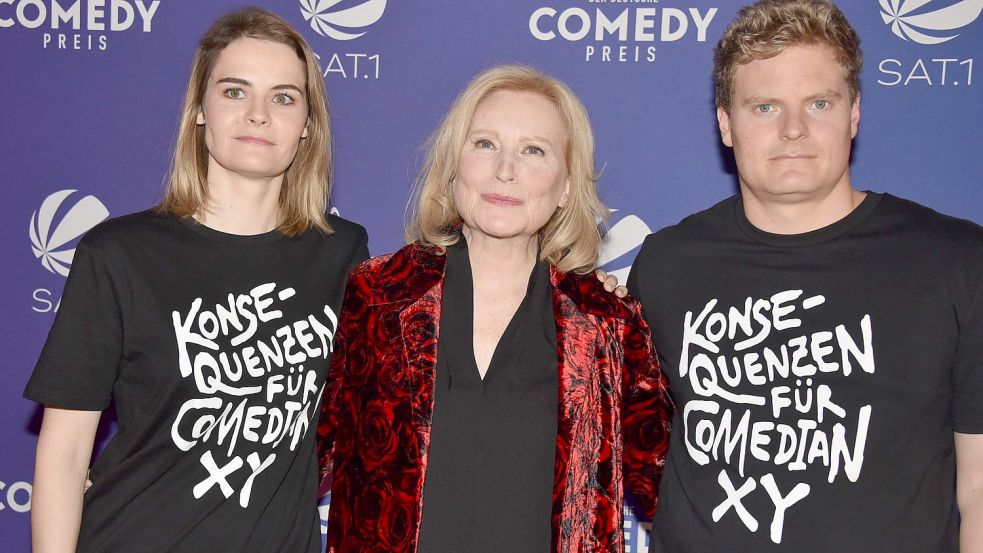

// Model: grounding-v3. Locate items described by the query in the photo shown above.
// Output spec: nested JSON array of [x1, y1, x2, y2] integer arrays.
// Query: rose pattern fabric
[[318, 244, 673, 553]]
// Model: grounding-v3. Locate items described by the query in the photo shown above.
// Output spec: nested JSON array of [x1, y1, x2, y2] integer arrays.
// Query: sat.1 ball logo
[[300, 0, 386, 80], [30, 189, 109, 313]]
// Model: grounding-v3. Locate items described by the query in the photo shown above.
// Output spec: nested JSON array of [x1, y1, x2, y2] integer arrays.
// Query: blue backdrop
[[2, 1, 981, 550]]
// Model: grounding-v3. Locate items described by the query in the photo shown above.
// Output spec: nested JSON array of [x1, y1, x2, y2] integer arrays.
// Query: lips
[[481, 193, 523, 206], [235, 135, 274, 146], [770, 153, 816, 160]]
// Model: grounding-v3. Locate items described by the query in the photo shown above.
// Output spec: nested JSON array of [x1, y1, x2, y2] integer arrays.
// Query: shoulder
[[870, 194, 983, 280], [641, 196, 737, 254], [347, 243, 445, 304], [553, 269, 644, 323], [631, 196, 737, 287], [78, 209, 178, 253], [877, 194, 983, 245], [325, 213, 368, 247]]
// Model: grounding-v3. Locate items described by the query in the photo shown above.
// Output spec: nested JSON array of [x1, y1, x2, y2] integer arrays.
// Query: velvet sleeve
[[317, 264, 368, 487], [620, 300, 674, 519]]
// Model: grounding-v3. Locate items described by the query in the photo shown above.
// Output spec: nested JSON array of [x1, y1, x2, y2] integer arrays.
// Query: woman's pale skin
[[31, 37, 310, 553], [452, 89, 570, 377]]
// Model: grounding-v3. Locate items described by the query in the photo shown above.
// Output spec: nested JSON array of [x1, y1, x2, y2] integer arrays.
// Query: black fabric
[[628, 193, 983, 553], [24, 210, 368, 553], [417, 239, 558, 553]]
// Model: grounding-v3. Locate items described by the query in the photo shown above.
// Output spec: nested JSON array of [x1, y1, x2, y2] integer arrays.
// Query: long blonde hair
[[407, 65, 607, 274], [158, 7, 333, 236]]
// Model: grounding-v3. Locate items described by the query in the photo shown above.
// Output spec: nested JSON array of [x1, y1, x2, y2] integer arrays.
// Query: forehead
[[210, 37, 306, 84], [470, 89, 567, 136], [732, 44, 848, 99]]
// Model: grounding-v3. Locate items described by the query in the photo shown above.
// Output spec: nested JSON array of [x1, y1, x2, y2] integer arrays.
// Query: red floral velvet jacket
[[317, 244, 672, 553]]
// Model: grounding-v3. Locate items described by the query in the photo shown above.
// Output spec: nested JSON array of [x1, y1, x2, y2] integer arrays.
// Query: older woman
[[317, 65, 672, 553], [26, 8, 367, 553]]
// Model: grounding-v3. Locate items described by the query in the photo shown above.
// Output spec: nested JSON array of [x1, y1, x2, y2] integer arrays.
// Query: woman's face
[[197, 37, 309, 184], [453, 89, 570, 244]]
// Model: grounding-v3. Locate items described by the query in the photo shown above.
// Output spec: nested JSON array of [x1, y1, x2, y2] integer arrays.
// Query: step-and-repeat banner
[[1, 1, 980, 550]]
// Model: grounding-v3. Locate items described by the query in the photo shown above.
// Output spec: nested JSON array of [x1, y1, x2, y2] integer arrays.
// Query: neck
[[199, 167, 283, 235], [741, 181, 866, 235], [462, 228, 539, 287]]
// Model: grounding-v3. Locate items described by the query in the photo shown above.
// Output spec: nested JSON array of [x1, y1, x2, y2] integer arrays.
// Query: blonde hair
[[406, 65, 606, 274], [714, 0, 862, 110], [158, 7, 333, 236]]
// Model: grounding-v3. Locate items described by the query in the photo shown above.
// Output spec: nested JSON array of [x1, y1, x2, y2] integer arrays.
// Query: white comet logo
[[300, 0, 387, 41], [879, 0, 983, 44]]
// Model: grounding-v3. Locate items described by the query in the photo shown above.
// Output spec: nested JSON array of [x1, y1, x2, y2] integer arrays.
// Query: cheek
[[451, 179, 481, 218]]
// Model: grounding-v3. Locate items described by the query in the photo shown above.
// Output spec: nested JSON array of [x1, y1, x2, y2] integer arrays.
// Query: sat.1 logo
[[877, 0, 981, 86], [30, 189, 109, 312], [300, 0, 386, 80]]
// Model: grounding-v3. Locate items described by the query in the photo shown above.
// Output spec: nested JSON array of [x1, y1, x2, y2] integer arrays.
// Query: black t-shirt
[[628, 193, 983, 553], [25, 210, 368, 553], [417, 239, 558, 553]]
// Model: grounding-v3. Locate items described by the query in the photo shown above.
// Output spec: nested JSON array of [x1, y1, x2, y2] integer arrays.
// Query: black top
[[417, 239, 559, 553], [628, 193, 983, 553], [25, 210, 369, 553]]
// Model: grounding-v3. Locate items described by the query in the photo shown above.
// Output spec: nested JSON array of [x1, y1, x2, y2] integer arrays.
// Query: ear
[[196, 108, 205, 126], [557, 176, 571, 208], [717, 106, 733, 148], [301, 125, 309, 139], [850, 95, 861, 139]]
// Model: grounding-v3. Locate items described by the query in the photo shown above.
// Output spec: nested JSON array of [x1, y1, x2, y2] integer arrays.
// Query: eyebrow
[[216, 77, 304, 95], [467, 129, 557, 147]]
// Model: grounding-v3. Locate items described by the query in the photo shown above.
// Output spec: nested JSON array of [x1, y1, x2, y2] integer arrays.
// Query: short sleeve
[[24, 237, 124, 411], [952, 272, 983, 434]]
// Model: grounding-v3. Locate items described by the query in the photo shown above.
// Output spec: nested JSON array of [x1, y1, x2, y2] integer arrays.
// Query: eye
[[474, 138, 495, 149], [755, 104, 776, 114], [223, 87, 245, 99], [273, 92, 295, 105], [523, 145, 545, 155], [812, 99, 830, 110]]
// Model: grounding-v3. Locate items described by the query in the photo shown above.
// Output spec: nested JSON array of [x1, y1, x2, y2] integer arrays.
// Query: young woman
[[26, 8, 367, 553]]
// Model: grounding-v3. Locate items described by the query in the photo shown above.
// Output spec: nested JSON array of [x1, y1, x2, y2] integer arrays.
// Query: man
[[628, 0, 983, 551]]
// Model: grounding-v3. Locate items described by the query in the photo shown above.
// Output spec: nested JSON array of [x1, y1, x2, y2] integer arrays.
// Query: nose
[[780, 109, 808, 141], [495, 154, 516, 184], [246, 98, 270, 127]]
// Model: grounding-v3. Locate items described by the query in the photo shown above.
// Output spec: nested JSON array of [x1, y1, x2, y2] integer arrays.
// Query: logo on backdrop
[[301, 0, 385, 40], [528, 2, 720, 63], [0, 480, 33, 513], [301, 0, 385, 80], [0, 0, 162, 51], [30, 189, 109, 314], [879, 0, 983, 44], [877, 0, 979, 86], [30, 189, 109, 277], [169, 284, 337, 508], [599, 209, 651, 283]]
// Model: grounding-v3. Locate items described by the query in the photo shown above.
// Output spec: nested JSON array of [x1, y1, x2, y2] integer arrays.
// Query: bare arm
[[32, 407, 101, 553], [957, 432, 983, 553]]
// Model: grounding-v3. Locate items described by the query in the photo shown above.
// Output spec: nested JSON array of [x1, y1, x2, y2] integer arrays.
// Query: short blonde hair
[[714, 0, 862, 110], [406, 65, 606, 274], [158, 7, 333, 236]]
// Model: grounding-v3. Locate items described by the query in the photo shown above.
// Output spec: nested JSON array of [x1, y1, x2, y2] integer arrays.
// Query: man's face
[[717, 44, 860, 206]]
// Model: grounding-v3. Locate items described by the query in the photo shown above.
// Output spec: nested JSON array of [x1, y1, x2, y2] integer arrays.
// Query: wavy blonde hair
[[406, 65, 606, 274], [714, 0, 862, 110], [158, 7, 333, 236]]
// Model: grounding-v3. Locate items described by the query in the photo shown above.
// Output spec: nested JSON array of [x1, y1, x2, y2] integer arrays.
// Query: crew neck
[[177, 216, 287, 246], [734, 192, 883, 248]]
